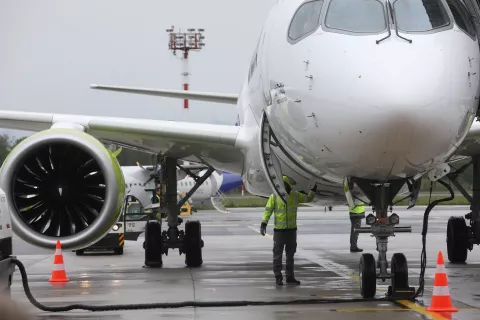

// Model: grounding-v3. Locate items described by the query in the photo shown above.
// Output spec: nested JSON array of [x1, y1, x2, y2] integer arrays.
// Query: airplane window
[[288, 0, 324, 41], [394, 0, 451, 32], [325, 0, 387, 33], [445, 0, 476, 37]]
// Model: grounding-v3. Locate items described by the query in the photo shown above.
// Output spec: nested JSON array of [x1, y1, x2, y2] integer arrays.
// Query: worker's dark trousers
[[273, 229, 297, 278], [350, 215, 364, 249]]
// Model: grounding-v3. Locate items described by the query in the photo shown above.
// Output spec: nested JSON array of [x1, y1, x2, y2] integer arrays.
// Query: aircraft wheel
[[144, 221, 163, 267], [184, 220, 203, 267], [447, 216, 468, 263], [114, 247, 124, 255], [391, 253, 408, 290], [359, 253, 376, 298], [75, 250, 84, 256]]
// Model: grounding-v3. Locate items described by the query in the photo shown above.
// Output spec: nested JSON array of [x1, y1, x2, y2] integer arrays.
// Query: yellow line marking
[[336, 308, 407, 312], [337, 307, 477, 312], [397, 300, 453, 320]]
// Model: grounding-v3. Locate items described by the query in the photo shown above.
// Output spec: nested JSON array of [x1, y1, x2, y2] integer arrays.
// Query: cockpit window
[[288, 0, 324, 41], [325, 0, 387, 34], [445, 0, 476, 37], [393, 0, 451, 32]]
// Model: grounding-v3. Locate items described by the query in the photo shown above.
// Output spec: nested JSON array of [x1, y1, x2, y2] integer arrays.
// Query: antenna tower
[[166, 26, 206, 109]]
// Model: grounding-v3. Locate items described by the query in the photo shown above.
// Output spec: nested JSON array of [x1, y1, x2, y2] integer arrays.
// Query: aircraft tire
[[446, 216, 468, 263], [391, 253, 408, 290], [184, 220, 203, 267], [144, 221, 163, 267], [359, 253, 376, 298]]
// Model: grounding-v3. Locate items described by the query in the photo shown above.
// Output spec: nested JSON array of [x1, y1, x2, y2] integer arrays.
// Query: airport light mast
[[166, 26, 206, 109]]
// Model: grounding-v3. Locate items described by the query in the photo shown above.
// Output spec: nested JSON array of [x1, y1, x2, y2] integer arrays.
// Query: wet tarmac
[[9, 206, 480, 319]]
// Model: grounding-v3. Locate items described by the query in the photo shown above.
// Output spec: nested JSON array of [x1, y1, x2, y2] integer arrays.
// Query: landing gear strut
[[446, 156, 480, 263], [352, 178, 416, 299], [144, 157, 211, 268]]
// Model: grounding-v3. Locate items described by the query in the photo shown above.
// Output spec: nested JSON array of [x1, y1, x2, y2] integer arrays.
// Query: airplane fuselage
[[122, 166, 223, 208], [234, 0, 480, 199]]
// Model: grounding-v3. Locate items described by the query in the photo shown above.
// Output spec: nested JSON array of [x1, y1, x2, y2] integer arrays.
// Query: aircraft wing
[[0, 110, 245, 174], [90, 84, 239, 105]]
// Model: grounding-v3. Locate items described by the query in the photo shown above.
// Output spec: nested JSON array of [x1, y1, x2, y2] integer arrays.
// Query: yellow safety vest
[[349, 205, 365, 214], [263, 191, 314, 230], [151, 194, 160, 203]]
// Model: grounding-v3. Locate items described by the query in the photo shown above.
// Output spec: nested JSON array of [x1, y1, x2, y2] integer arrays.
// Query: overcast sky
[[0, 0, 275, 138]]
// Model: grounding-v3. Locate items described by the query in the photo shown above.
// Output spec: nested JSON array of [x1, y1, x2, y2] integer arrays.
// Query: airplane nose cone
[[271, 94, 473, 180], [342, 105, 473, 179], [268, 34, 479, 180]]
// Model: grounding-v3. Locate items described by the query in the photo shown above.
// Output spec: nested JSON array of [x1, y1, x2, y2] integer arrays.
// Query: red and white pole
[[183, 50, 189, 109]]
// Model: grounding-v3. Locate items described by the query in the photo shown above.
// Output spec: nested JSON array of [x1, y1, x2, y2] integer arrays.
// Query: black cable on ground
[[414, 179, 454, 298], [11, 258, 387, 312]]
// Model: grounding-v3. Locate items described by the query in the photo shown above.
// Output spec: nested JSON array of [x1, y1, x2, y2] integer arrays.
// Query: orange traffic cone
[[48, 240, 69, 283], [426, 251, 457, 313]]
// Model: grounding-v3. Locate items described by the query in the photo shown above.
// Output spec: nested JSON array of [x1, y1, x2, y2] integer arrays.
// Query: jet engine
[[0, 129, 126, 250]]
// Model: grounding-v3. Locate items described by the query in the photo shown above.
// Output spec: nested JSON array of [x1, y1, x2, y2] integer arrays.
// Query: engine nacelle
[[0, 129, 126, 250]]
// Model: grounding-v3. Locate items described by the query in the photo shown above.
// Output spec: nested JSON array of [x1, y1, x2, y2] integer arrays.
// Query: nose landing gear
[[352, 179, 416, 300]]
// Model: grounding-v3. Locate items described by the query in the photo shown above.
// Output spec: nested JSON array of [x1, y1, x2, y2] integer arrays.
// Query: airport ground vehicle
[[74, 192, 196, 256], [178, 192, 197, 216], [74, 196, 150, 255], [74, 218, 126, 255], [0, 189, 15, 297]]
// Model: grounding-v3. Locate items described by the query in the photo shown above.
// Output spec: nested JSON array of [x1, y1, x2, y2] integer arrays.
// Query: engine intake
[[0, 129, 125, 250]]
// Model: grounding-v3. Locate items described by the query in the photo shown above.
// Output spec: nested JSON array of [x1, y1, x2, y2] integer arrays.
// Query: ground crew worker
[[349, 203, 366, 252], [151, 186, 161, 204], [260, 175, 317, 285], [149, 187, 163, 220]]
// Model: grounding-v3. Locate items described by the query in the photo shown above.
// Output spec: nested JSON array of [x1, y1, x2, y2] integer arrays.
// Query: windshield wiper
[[376, 0, 392, 44], [389, 0, 412, 43], [377, 0, 412, 44]]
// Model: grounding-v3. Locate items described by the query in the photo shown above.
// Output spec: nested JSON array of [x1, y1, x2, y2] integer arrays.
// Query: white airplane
[[2, 0, 480, 299], [122, 165, 243, 211]]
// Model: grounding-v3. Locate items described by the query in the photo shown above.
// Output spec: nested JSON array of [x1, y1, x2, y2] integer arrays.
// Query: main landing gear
[[446, 156, 480, 263], [144, 157, 211, 268], [351, 178, 417, 299]]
